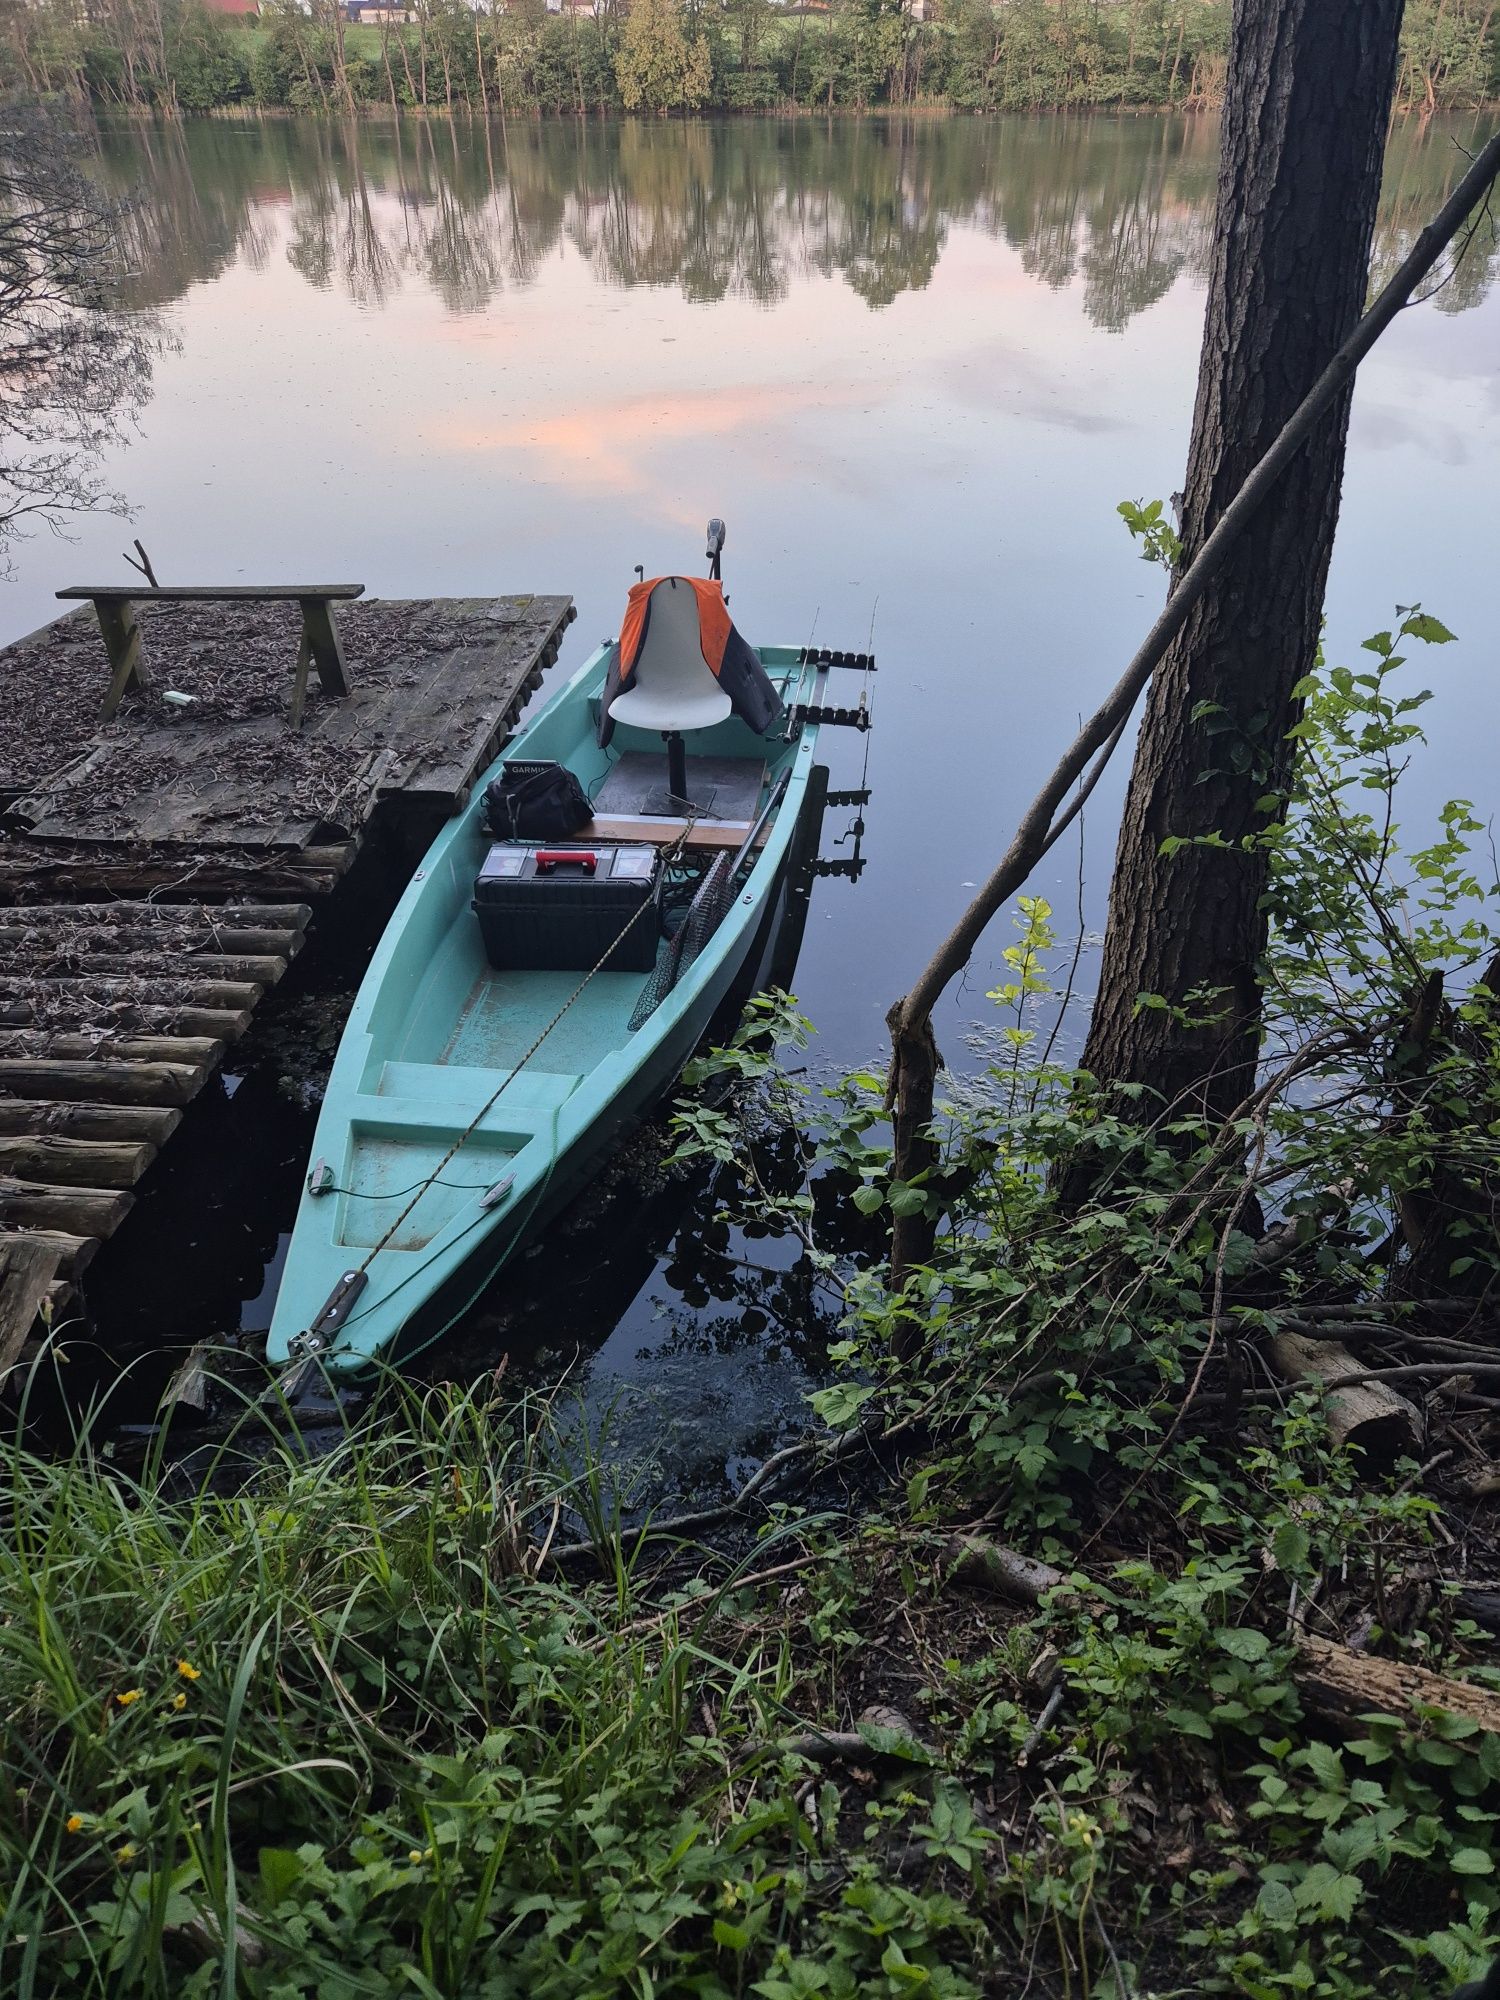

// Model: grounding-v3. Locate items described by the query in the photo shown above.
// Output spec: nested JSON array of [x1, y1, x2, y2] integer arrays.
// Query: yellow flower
[[171, 1692, 187, 1711], [115, 1689, 142, 1707], [176, 1660, 201, 1682], [116, 1843, 137, 1865], [408, 1847, 434, 1864], [66, 1814, 85, 1834]]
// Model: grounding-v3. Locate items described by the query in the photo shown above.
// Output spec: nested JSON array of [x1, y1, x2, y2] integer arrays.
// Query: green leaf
[[808, 1382, 878, 1429], [1316, 1871, 1363, 1921], [1451, 1848, 1495, 1876], [1165, 1706, 1215, 1740], [1429, 1711, 1482, 1742], [851, 1184, 885, 1215], [1271, 1521, 1311, 1573], [857, 1716, 938, 1764], [1215, 1625, 1271, 1664], [1401, 612, 1456, 645], [1302, 1741, 1345, 1791], [1257, 1877, 1296, 1923], [258, 1847, 305, 1908], [714, 1918, 752, 1951], [880, 1940, 929, 1988]]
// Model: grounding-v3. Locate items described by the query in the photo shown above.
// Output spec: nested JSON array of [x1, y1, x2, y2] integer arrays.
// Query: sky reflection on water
[[9, 112, 1497, 1480]]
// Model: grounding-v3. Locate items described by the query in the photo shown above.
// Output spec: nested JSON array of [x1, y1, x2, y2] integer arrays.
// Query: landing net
[[628, 854, 733, 1032]]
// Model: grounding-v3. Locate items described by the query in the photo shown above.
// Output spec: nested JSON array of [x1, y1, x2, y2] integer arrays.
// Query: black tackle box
[[473, 843, 662, 973]]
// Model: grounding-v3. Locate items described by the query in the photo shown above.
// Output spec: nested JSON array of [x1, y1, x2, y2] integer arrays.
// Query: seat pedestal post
[[649, 731, 717, 816], [665, 731, 688, 806]]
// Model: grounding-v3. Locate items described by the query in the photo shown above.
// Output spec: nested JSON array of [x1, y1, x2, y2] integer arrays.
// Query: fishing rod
[[729, 765, 793, 885]]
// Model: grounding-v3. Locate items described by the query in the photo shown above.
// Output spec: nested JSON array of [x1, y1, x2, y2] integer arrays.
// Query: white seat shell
[[607, 577, 733, 733]]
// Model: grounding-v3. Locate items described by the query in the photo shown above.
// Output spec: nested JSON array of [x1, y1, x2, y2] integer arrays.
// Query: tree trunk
[[474, 9, 489, 113], [379, 16, 400, 113], [1079, 0, 1406, 1134]]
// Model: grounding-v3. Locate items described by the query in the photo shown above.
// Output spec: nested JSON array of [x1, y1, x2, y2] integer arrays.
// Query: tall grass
[[0, 1365, 866, 1998]]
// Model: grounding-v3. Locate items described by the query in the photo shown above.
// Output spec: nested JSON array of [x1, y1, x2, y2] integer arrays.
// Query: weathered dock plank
[[3, 1229, 97, 1281], [0, 1101, 182, 1144], [0, 1059, 208, 1107], [0, 1179, 134, 1237], [0, 1032, 227, 1065], [0, 847, 355, 904], [0, 903, 312, 942], [0, 589, 577, 1362], [0, 1238, 63, 1371], [0, 1135, 155, 1189], [0, 893, 316, 1339]]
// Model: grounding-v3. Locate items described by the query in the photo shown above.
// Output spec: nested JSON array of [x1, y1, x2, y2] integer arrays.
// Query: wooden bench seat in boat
[[579, 815, 757, 851]]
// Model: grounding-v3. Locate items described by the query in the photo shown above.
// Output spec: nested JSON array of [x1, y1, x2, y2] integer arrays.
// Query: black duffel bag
[[484, 760, 592, 841]]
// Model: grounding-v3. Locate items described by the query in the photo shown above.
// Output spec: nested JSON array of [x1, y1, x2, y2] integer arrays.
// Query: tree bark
[[1080, 0, 1406, 1132]]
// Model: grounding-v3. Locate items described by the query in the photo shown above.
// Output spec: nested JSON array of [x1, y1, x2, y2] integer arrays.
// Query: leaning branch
[[891, 129, 1500, 1045]]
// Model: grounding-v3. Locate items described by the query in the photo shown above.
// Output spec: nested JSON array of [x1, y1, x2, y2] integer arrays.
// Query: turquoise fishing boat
[[267, 536, 856, 1381]]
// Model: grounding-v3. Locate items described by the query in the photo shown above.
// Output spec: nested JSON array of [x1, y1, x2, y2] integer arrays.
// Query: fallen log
[[939, 1535, 1073, 1606], [1268, 1332, 1423, 1457], [0, 901, 311, 934], [1294, 1634, 1500, 1735], [0, 852, 348, 902], [0, 975, 263, 1010]]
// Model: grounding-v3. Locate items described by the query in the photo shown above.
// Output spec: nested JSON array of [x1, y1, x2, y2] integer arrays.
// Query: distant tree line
[[96, 109, 1496, 326], [3, 0, 1497, 117]]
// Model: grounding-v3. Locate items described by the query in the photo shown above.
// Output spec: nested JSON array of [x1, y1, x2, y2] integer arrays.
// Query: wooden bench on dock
[[57, 584, 366, 726]]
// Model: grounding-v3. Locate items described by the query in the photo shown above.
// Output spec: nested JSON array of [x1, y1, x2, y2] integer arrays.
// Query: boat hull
[[267, 639, 819, 1377]]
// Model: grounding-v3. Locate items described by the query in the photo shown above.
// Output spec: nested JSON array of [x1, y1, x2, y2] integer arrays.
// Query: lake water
[[9, 112, 1499, 1485]]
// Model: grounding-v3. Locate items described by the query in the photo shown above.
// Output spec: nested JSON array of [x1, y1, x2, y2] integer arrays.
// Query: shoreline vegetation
[[7, 595, 1500, 1994], [4, 0, 1497, 120]]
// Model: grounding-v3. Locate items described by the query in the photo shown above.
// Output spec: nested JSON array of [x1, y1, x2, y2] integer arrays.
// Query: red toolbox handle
[[535, 849, 597, 874]]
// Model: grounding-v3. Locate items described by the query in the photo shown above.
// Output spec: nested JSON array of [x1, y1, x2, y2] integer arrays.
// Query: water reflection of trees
[[101, 111, 1497, 329]]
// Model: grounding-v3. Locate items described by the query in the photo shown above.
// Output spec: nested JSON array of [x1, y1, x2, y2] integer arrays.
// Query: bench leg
[[97, 600, 147, 722], [298, 597, 350, 698], [288, 628, 313, 731]]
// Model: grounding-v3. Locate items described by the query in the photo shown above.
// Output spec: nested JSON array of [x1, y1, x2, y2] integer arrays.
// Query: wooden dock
[[0, 588, 575, 1367]]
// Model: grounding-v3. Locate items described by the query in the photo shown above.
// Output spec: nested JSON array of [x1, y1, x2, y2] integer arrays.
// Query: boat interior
[[320, 596, 804, 1258]]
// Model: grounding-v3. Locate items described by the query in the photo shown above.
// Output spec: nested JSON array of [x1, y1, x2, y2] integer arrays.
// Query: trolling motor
[[706, 517, 725, 582]]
